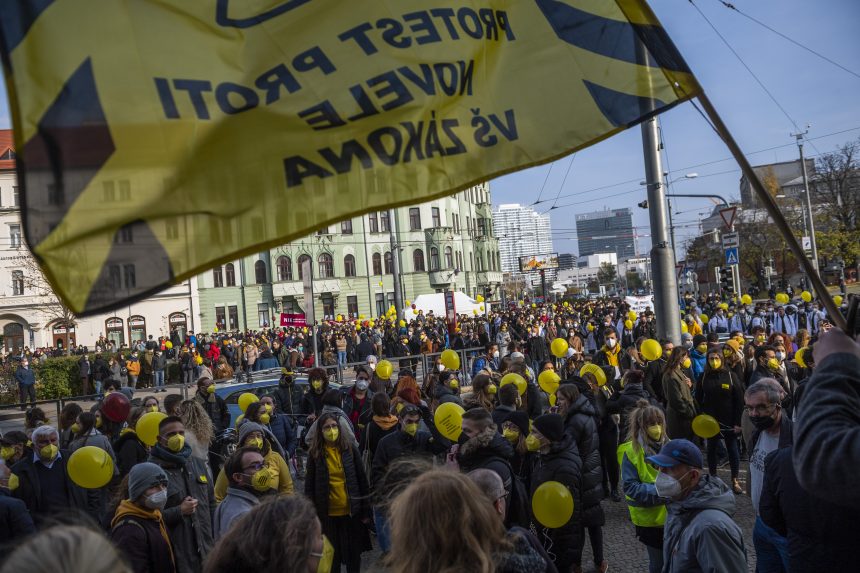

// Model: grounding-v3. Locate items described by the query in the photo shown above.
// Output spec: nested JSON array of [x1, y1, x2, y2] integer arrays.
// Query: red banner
[[279, 313, 307, 327]]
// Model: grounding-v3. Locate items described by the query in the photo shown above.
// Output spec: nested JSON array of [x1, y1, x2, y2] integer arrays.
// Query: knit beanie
[[532, 414, 564, 443], [239, 422, 266, 445], [128, 462, 167, 501]]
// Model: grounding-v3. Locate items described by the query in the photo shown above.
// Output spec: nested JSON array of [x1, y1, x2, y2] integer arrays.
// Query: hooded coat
[[662, 474, 747, 573], [457, 426, 515, 490], [561, 394, 604, 527]]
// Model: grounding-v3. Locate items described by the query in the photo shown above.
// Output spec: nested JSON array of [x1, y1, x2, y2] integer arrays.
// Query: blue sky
[[1, 0, 858, 259]]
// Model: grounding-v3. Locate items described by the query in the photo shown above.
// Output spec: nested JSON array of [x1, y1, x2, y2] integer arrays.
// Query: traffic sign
[[721, 232, 739, 249], [725, 247, 739, 266], [719, 207, 737, 229]]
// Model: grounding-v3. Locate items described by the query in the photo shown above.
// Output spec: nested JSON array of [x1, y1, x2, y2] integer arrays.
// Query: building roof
[[0, 129, 15, 171]]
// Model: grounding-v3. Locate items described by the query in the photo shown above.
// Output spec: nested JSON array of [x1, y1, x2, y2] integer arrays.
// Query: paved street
[[361, 465, 757, 572]]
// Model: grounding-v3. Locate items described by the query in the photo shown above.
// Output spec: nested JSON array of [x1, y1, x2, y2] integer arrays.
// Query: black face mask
[[749, 413, 776, 431]]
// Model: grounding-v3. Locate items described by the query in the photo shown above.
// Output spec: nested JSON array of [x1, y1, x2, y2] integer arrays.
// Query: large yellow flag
[[1, 0, 701, 315]]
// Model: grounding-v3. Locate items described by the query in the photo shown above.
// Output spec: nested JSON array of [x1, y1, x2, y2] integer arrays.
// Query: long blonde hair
[[626, 400, 667, 456], [180, 399, 214, 445], [0, 525, 130, 573], [387, 470, 510, 573]]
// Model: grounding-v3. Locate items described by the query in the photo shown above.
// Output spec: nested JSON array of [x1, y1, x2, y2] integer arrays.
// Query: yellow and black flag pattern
[[0, 0, 701, 315]]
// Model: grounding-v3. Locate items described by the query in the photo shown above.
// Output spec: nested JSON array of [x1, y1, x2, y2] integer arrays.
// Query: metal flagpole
[[695, 93, 846, 329]]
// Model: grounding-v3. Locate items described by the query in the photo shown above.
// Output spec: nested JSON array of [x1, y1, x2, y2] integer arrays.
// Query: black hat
[[532, 414, 564, 443], [693, 334, 707, 347]]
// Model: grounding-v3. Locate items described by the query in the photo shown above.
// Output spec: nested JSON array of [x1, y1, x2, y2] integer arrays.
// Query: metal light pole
[[793, 129, 819, 272], [388, 209, 404, 322]]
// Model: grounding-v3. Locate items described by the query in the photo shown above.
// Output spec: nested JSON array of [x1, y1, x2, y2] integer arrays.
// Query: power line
[[712, 0, 860, 81], [530, 162, 555, 206], [544, 154, 577, 212]]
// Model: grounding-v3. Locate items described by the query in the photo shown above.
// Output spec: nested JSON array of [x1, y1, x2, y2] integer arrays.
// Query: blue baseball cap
[[646, 439, 703, 469]]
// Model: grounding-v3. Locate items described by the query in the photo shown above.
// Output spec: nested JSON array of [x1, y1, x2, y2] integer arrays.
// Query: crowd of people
[[0, 290, 856, 572]]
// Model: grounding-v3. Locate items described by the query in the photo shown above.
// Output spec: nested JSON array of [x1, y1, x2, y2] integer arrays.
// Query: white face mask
[[144, 489, 168, 510], [437, 364, 445, 372], [356, 380, 369, 391], [368, 363, 376, 371], [606, 338, 617, 348], [492, 351, 500, 359], [775, 352, 785, 362], [654, 471, 689, 500]]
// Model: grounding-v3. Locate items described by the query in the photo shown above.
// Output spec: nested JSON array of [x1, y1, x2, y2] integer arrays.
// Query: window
[[477, 253, 484, 271], [297, 254, 312, 280], [456, 251, 463, 271], [108, 265, 121, 289], [409, 207, 421, 230], [123, 264, 136, 288], [254, 260, 267, 284], [344, 254, 356, 277], [166, 218, 179, 240], [452, 213, 460, 233], [257, 303, 270, 327], [372, 252, 382, 275], [228, 305, 239, 330], [375, 293, 385, 317], [318, 253, 334, 278], [215, 307, 226, 330], [368, 212, 379, 232], [487, 249, 494, 270], [119, 180, 131, 201], [105, 317, 124, 347], [341, 219, 353, 234], [380, 211, 390, 232], [103, 181, 115, 202], [384, 251, 393, 274], [225, 263, 236, 286], [128, 315, 146, 342], [466, 216, 471, 233], [347, 295, 359, 318], [0, 148, 15, 160], [9, 225, 21, 248], [322, 295, 335, 320], [12, 187, 19, 207], [11, 270, 24, 295], [213, 266, 223, 287], [277, 256, 292, 281], [430, 247, 440, 271], [444, 246, 453, 269], [432, 207, 441, 227], [413, 249, 425, 271], [387, 292, 396, 310], [114, 224, 134, 244], [477, 218, 486, 237]]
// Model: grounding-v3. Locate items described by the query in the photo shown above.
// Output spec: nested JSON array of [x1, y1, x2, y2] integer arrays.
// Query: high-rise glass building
[[492, 204, 554, 284], [576, 208, 635, 262]]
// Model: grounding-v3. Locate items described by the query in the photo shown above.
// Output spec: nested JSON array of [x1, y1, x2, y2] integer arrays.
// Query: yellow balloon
[[579, 363, 607, 387], [794, 347, 807, 368], [359, 314, 365, 319], [413, 309, 418, 315], [680, 321, 688, 334], [500, 373, 527, 395], [473, 310, 478, 315], [235, 414, 245, 428], [531, 303, 537, 308], [238, 392, 259, 413], [405, 300, 411, 306], [440, 349, 460, 370], [640, 339, 662, 361], [699, 313, 709, 324], [368, 320, 375, 327], [532, 481, 574, 528], [549, 393, 557, 407], [776, 293, 789, 304], [563, 301, 570, 307], [476, 294, 485, 302], [136, 411, 167, 446], [376, 360, 394, 380], [164, 341, 173, 349], [833, 295, 843, 306], [434, 402, 465, 441], [586, 324, 594, 332], [692, 414, 720, 439], [355, 324, 362, 331], [550, 338, 569, 358], [627, 310, 637, 322], [399, 320, 406, 327], [538, 370, 560, 394], [719, 303, 728, 311], [68, 446, 115, 489], [800, 291, 812, 303], [741, 294, 752, 305], [195, 355, 203, 365], [624, 319, 633, 330]]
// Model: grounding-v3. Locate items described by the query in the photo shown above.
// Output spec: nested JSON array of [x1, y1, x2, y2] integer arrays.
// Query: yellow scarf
[[112, 499, 175, 568], [601, 344, 621, 367]]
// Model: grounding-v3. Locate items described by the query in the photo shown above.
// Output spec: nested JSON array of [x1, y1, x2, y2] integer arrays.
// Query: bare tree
[[812, 137, 860, 268], [19, 255, 78, 353]]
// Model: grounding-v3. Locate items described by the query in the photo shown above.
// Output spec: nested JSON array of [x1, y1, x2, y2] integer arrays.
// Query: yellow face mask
[[449, 379, 459, 389], [723, 349, 733, 358], [6, 473, 19, 491], [646, 425, 662, 441], [682, 358, 691, 369], [767, 358, 781, 371], [246, 467, 273, 492], [264, 404, 273, 413], [148, 405, 159, 413], [247, 437, 264, 450], [709, 358, 722, 370], [312, 380, 323, 392], [207, 384, 216, 394], [487, 384, 498, 395], [1, 446, 15, 460], [70, 423, 80, 434], [403, 423, 419, 436], [39, 444, 59, 462], [696, 344, 707, 353], [166, 434, 185, 452], [525, 434, 542, 452], [322, 427, 340, 443], [502, 428, 520, 444], [260, 413, 271, 425], [313, 535, 335, 573], [95, 417, 103, 429]]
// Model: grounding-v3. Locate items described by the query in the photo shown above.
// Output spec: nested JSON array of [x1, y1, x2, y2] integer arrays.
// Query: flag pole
[[694, 92, 846, 330]]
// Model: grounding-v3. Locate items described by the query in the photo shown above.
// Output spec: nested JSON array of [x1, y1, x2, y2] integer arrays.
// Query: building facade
[[195, 183, 503, 331], [575, 208, 635, 262], [492, 203, 553, 286], [0, 131, 200, 351]]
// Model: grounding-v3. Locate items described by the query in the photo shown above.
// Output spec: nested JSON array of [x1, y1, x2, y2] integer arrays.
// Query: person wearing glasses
[[745, 379, 792, 573]]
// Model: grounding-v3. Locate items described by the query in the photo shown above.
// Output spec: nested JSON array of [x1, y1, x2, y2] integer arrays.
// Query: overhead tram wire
[[544, 153, 577, 212], [530, 162, 555, 206], [712, 0, 860, 81]]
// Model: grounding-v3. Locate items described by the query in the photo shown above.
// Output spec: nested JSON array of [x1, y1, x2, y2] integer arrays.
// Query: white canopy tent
[[405, 292, 485, 317]]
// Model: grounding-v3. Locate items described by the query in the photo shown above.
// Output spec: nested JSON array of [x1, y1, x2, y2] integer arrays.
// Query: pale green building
[[196, 183, 502, 331]]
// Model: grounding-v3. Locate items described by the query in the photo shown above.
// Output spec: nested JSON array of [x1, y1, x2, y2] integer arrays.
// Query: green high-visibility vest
[[617, 441, 667, 527]]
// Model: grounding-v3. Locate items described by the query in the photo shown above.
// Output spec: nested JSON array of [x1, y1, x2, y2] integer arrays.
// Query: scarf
[[112, 500, 175, 568], [601, 343, 621, 366], [151, 443, 192, 466], [373, 415, 398, 431]]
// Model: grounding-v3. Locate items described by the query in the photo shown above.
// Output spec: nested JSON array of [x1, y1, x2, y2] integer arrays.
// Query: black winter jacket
[[114, 431, 149, 478], [562, 395, 604, 527], [605, 383, 659, 442], [457, 427, 515, 489], [194, 392, 230, 433], [305, 444, 370, 519], [697, 369, 744, 428], [11, 452, 95, 525], [110, 512, 177, 573], [371, 429, 446, 487], [530, 435, 584, 571], [760, 446, 854, 573], [0, 488, 35, 541]]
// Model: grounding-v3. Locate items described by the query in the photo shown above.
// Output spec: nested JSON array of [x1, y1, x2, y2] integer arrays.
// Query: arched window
[[297, 254, 312, 280], [276, 256, 292, 281], [384, 251, 393, 274], [430, 247, 440, 271], [212, 266, 223, 288], [318, 253, 334, 278], [344, 254, 356, 277], [444, 246, 453, 269], [413, 249, 425, 271], [254, 260, 267, 284], [225, 263, 236, 286], [372, 252, 382, 275]]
